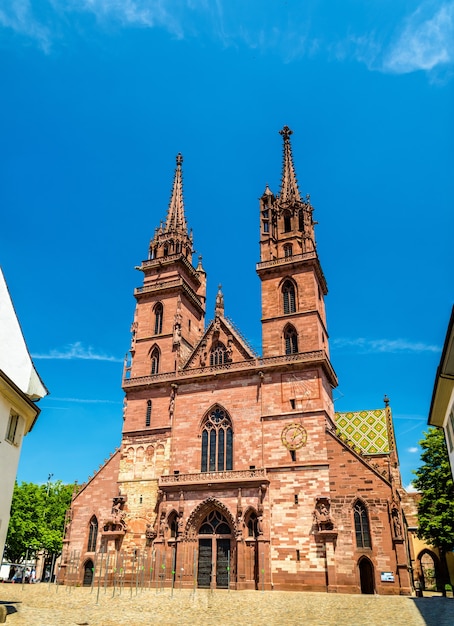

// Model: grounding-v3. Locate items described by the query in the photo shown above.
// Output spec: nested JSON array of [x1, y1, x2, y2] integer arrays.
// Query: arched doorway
[[359, 557, 374, 594], [83, 559, 94, 587], [197, 510, 232, 589], [419, 551, 440, 591]]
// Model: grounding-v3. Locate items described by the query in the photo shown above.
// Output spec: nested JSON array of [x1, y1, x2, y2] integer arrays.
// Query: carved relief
[[313, 498, 334, 531], [199, 340, 207, 367], [145, 523, 156, 546], [169, 384, 178, 420]]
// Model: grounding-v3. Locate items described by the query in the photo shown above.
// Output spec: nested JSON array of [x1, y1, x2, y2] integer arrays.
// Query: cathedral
[[61, 127, 411, 594]]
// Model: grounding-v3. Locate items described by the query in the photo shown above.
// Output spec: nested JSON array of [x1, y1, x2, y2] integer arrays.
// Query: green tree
[[413, 427, 454, 592], [4, 481, 74, 564]]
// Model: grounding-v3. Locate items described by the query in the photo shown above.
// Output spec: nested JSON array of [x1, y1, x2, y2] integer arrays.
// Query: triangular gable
[[183, 315, 257, 370], [335, 408, 390, 455], [73, 449, 121, 499]]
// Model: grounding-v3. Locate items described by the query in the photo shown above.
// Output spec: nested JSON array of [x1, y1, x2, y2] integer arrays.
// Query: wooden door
[[216, 539, 230, 588], [197, 539, 212, 588]]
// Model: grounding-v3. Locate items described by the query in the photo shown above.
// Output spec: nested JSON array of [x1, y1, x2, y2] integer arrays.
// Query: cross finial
[[279, 125, 293, 142], [176, 153, 183, 166]]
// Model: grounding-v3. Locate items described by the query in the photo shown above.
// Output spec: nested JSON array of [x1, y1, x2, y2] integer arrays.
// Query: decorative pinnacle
[[165, 152, 187, 234], [279, 125, 301, 203]]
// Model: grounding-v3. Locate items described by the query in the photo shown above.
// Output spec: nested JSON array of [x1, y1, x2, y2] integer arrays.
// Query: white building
[[0, 268, 48, 561], [428, 307, 454, 481]]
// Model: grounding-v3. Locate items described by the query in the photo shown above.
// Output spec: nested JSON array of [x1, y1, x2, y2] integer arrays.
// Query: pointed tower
[[126, 154, 207, 379], [257, 126, 334, 378]]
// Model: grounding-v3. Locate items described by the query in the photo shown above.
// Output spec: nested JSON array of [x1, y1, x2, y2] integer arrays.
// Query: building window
[[168, 512, 178, 538], [150, 348, 160, 375], [201, 406, 233, 472], [354, 501, 371, 548], [282, 280, 296, 314], [247, 513, 258, 537], [146, 400, 152, 427], [283, 210, 292, 232], [210, 342, 226, 366], [154, 303, 163, 335], [284, 244, 293, 258], [199, 510, 231, 535], [87, 516, 98, 552], [284, 325, 298, 355], [263, 221, 269, 233], [6, 413, 20, 445], [298, 209, 304, 231]]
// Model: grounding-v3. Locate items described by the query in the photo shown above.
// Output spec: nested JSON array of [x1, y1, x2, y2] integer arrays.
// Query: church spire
[[279, 126, 301, 203], [165, 153, 187, 235], [147, 154, 193, 262]]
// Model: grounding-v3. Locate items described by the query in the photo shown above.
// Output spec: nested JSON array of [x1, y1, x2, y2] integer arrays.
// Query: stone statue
[[392, 510, 402, 538], [314, 501, 334, 531]]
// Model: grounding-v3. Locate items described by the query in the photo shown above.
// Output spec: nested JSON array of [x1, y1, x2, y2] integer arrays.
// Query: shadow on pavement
[[410, 597, 453, 626], [0, 600, 19, 616]]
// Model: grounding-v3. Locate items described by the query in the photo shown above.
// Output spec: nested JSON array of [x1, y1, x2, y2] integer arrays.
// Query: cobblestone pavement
[[0, 584, 452, 626]]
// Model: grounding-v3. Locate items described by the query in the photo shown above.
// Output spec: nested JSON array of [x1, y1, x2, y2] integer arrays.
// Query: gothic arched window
[[150, 348, 160, 375], [168, 512, 178, 538], [247, 512, 259, 537], [201, 406, 233, 472], [284, 325, 298, 355], [146, 400, 152, 427], [283, 210, 292, 232], [210, 341, 226, 366], [354, 500, 371, 548], [282, 280, 296, 314], [87, 516, 98, 552], [199, 510, 231, 535], [154, 303, 163, 335]]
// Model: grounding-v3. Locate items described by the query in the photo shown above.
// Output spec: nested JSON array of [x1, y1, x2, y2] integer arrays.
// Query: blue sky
[[1, 0, 453, 490]]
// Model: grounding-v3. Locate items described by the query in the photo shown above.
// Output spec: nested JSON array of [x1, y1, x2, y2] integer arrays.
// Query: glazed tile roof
[[335, 409, 390, 455]]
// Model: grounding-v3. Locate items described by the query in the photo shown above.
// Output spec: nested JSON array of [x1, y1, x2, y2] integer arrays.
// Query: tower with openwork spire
[[125, 153, 207, 380], [257, 126, 334, 374]]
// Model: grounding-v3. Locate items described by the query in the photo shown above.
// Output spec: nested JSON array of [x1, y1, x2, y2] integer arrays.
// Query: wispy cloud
[[45, 396, 120, 404], [383, 1, 454, 74], [32, 341, 123, 362], [393, 414, 427, 421], [0, 0, 52, 51], [73, 0, 186, 35], [2, 1, 453, 79], [407, 446, 419, 453], [405, 482, 418, 493], [332, 337, 440, 354]]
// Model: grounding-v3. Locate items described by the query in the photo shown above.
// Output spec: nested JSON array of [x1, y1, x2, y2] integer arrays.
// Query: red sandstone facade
[[61, 128, 411, 594]]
